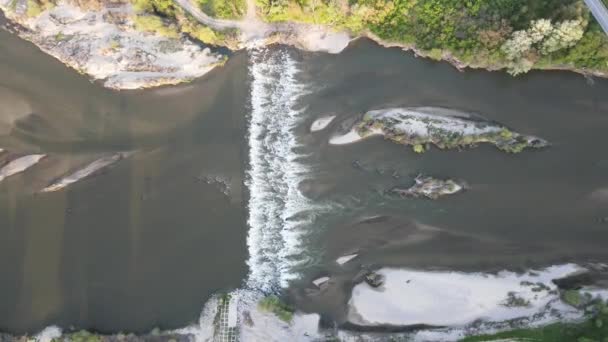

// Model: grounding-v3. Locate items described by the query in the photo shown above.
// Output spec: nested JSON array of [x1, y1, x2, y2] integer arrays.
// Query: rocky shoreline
[[330, 107, 549, 154], [0, 0, 228, 89], [1, 0, 606, 90]]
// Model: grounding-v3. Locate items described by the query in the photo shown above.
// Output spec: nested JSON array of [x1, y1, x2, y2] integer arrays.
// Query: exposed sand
[[347, 264, 586, 327], [41, 152, 130, 192], [310, 115, 336, 132], [336, 253, 358, 265], [0, 154, 46, 182], [328, 128, 382, 145], [293, 26, 350, 54]]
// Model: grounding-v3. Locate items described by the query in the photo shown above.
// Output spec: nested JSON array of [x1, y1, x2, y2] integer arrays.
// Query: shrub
[[133, 14, 179, 38], [258, 296, 294, 322], [26, 0, 43, 17], [413, 144, 426, 153]]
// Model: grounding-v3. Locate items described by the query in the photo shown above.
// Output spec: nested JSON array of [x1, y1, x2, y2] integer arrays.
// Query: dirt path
[[174, 0, 271, 32], [173, 0, 242, 29], [173, 0, 351, 52]]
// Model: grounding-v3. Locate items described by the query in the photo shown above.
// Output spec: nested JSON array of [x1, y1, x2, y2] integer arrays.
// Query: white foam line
[[245, 48, 317, 291]]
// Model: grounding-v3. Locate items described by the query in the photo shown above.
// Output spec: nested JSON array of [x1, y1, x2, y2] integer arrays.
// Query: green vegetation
[[256, 0, 608, 74], [129, 0, 239, 47], [59, 330, 103, 342], [196, 0, 245, 19], [258, 295, 295, 322], [412, 144, 425, 153], [563, 289, 594, 309], [356, 116, 547, 154], [134, 14, 180, 37], [132, 0, 178, 17], [26, 0, 55, 17], [462, 301, 608, 342], [131, 0, 243, 20]]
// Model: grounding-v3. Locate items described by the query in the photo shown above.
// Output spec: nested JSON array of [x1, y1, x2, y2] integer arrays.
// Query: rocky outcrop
[[0, 0, 226, 89], [389, 175, 465, 200]]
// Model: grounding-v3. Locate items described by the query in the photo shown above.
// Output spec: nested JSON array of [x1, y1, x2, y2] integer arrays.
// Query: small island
[[331, 107, 549, 154], [390, 174, 465, 200]]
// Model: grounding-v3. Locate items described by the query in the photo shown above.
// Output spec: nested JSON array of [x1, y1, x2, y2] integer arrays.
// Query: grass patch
[[182, 22, 222, 44], [133, 14, 179, 38], [26, 0, 43, 17], [258, 295, 294, 323], [196, 0, 245, 19]]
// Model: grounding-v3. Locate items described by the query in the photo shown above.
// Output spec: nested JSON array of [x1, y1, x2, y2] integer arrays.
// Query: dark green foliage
[[328, 0, 604, 72], [197, 0, 245, 19], [132, 0, 178, 18], [362, 0, 584, 56], [548, 23, 608, 69]]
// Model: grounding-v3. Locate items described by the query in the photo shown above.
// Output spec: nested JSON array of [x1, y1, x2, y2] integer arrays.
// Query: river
[[1, 20, 608, 336]]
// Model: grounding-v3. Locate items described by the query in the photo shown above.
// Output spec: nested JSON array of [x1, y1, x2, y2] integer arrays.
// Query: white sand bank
[[41, 152, 131, 192], [329, 128, 382, 145], [348, 264, 584, 327], [0, 154, 46, 182]]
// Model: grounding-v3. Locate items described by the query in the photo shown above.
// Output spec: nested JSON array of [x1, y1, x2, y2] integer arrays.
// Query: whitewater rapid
[[245, 48, 317, 291]]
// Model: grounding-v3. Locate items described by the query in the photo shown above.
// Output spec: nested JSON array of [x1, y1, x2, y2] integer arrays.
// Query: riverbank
[[7, 263, 608, 342], [2, 0, 608, 89], [0, 0, 229, 89], [363, 32, 608, 80]]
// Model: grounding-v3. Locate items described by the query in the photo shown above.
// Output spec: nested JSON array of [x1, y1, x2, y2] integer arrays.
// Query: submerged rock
[[331, 107, 549, 153], [199, 174, 231, 196], [364, 271, 385, 288], [553, 270, 596, 290], [390, 174, 465, 200]]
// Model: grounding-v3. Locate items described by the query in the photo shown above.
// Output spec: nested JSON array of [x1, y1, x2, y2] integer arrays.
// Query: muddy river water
[[1, 21, 608, 335]]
